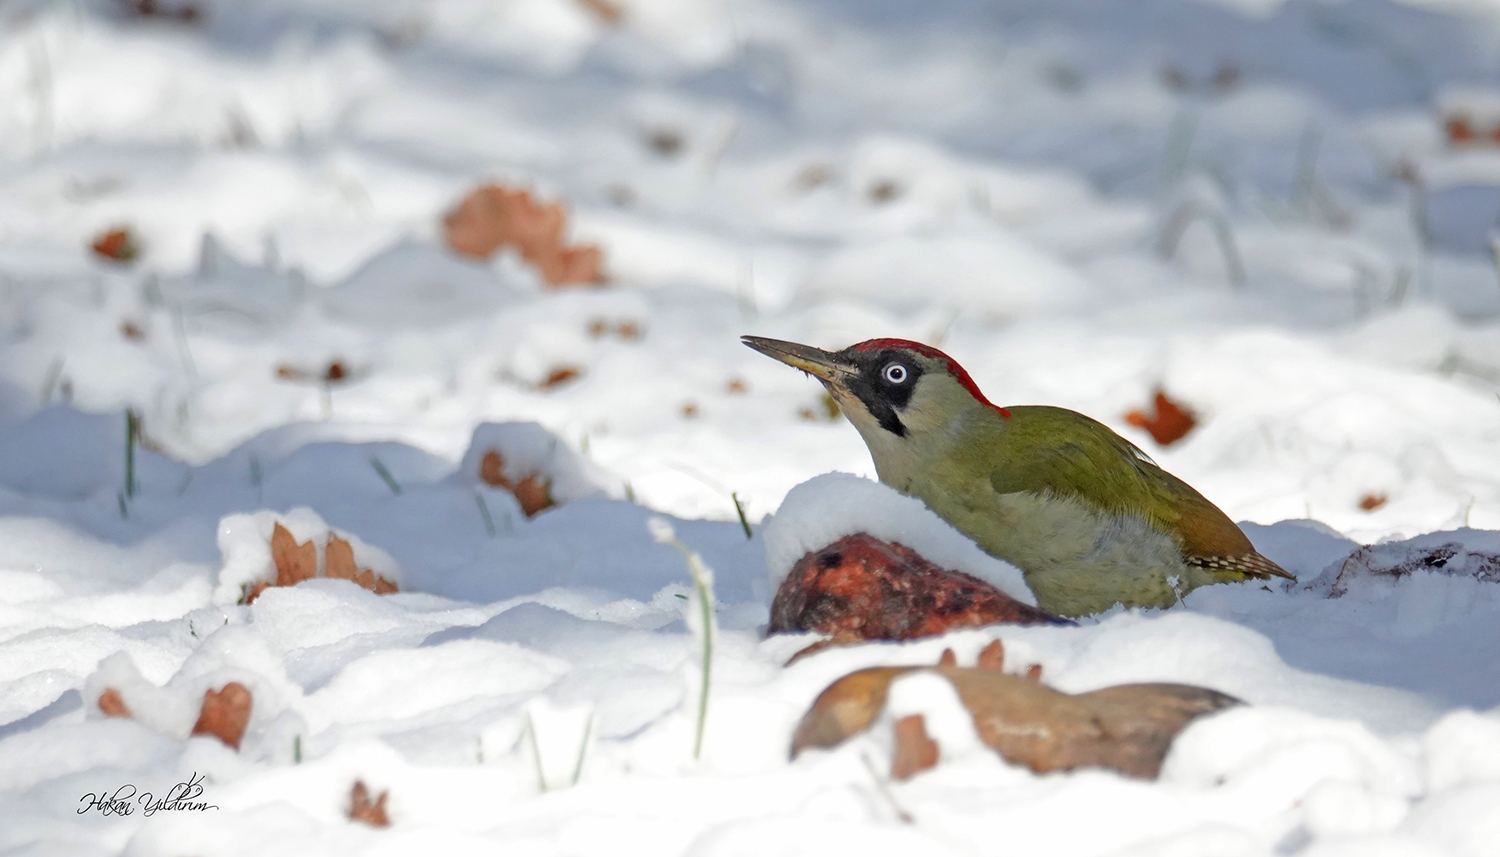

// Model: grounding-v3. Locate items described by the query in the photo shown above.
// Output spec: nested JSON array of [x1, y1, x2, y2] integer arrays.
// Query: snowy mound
[[453, 421, 620, 503], [320, 241, 517, 328], [213, 507, 402, 605], [762, 472, 1037, 606]]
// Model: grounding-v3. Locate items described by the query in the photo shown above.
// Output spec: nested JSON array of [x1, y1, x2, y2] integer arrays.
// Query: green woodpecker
[[743, 336, 1292, 618]]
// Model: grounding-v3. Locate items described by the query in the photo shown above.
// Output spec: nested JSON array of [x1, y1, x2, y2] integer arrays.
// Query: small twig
[[731, 492, 753, 540], [569, 713, 593, 786], [474, 491, 496, 537], [1156, 106, 1198, 202], [1156, 201, 1246, 289], [124, 409, 139, 499], [1294, 122, 1322, 215], [649, 519, 717, 760], [369, 456, 402, 495], [171, 305, 197, 381], [859, 752, 913, 824], [526, 710, 548, 792], [39, 357, 63, 405]]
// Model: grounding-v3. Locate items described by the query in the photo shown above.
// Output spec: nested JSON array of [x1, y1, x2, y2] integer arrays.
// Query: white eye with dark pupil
[[883, 363, 908, 384]]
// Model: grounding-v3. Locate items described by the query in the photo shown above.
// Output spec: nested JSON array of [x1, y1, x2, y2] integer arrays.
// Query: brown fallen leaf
[[891, 714, 939, 780], [271, 523, 317, 588], [646, 128, 684, 157], [121, 321, 146, 342], [129, 0, 199, 22], [91, 227, 140, 263], [976, 639, 1005, 671], [348, 780, 390, 827], [191, 682, 252, 750], [238, 581, 269, 605], [1359, 493, 1388, 511], [442, 184, 606, 287], [1448, 115, 1479, 146], [792, 666, 1239, 780], [98, 688, 131, 718], [725, 377, 748, 394], [274, 360, 354, 385], [794, 163, 834, 191], [868, 180, 901, 204], [1125, 389, 1197, 446], [769, 534, 1062, 646], [681, 401, 699, 419], [479, 450, 556, 517], [538, 366, 582, 390], [575, 0, 623, 25], [324, 534, 358, 581], [326, 535, 399, 595]]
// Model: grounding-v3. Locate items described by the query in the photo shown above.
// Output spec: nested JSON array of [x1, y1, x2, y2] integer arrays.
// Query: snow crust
[[762, 472, 1037, 606]]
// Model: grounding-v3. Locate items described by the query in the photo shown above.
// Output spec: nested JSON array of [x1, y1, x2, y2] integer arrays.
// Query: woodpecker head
[[741, 336, 1009, 443]]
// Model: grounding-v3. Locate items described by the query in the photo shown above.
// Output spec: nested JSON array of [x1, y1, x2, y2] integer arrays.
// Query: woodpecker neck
[[833, 370, 1007, 491]]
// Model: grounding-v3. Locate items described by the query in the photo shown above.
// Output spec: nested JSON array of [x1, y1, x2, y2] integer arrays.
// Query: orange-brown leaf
[[478, 451, 555, 516], [1125, 389, 1197, 446], [98, 688, 131, 718], [191, 682, 252, 750], [1359, 493, 1388, 511], [538, 366, 582, 390], [510, 473, 555, 517], [977, 639, 1005, 671], [793, 666, 1240, 780], [1448, 116, 1479, 146], [240, 580, 270, 605], [576, 0, 623, 24], [91, 228, 139, 263], [891, 714, 940, 780], [271, 523, 317, 588], [349, 781, 390, 827], [441, 184, 606, 287], [325, 535, 358, 581]]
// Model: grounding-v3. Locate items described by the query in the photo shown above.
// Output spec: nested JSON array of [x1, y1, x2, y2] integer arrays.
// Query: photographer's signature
[[78, 772, 218, 817]]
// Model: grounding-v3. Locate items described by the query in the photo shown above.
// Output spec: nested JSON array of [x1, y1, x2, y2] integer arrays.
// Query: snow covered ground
[[3, 0, 1500, 853]]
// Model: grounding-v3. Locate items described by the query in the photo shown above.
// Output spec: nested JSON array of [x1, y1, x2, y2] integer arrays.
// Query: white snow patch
[[761, 472, 1036, 606]]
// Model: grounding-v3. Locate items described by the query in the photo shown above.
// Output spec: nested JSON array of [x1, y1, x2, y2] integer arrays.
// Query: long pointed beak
[[740, 336, 853, 384]]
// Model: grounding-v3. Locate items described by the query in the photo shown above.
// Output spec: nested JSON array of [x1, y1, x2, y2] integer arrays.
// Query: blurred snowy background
[[4, 0, 1500, 854]]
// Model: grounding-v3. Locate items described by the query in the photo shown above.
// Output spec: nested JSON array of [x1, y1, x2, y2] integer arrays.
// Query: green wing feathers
[[985, 407, 1291, 580]]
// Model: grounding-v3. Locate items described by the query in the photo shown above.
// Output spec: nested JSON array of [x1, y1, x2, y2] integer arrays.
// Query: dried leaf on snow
[[97, 688, 131, 718], [191, 682, 252, 750], [479, 450, 556, 517], [91, 227, 140, 263], [442, 184, 605, 287], [348, 781, 390, 827], [1125, 389, 1196, 446], [791, 665, 1239, 780]]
